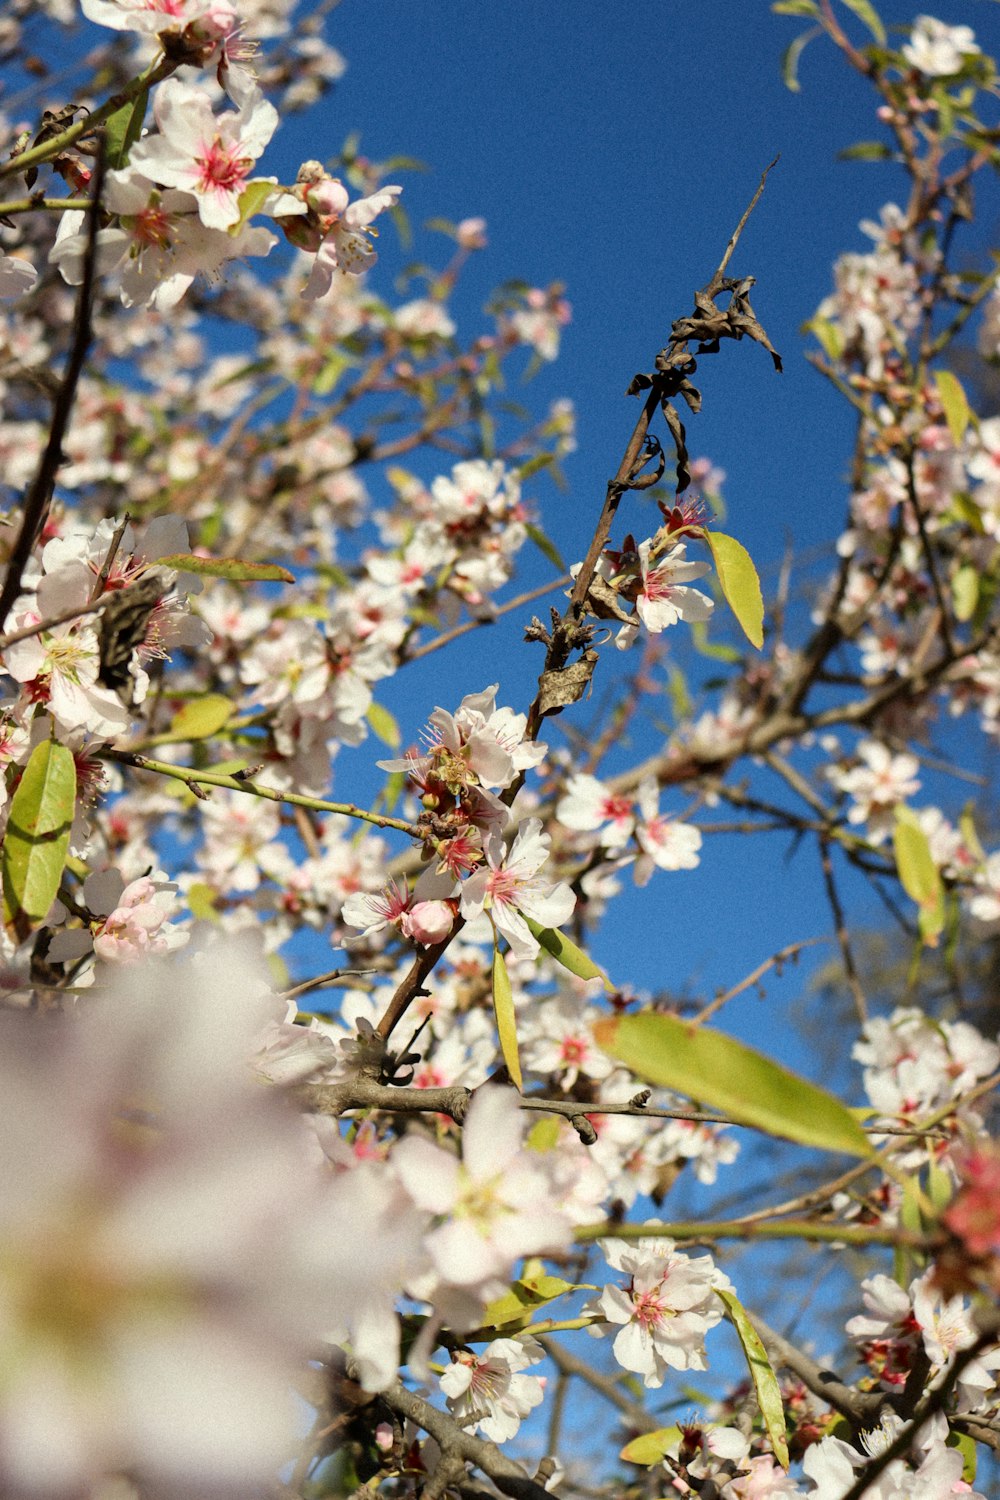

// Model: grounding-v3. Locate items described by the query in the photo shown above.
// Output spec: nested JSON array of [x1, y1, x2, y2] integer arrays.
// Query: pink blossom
[[459, 818, 575, 961], [556, 772, 636, 849], [634, 539, 714, 633], [586, 1233, 730, 1387], [127, 79, 278, 232]]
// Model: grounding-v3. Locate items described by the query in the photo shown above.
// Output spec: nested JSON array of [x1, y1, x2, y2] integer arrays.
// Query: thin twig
[[819, 837, 869, 1023], [99, 749, 421, 835], [709, 156, 779, 288], [404, 575, 571, 664], [0, 144, 106, 631], [690, 937, 825, 1028]]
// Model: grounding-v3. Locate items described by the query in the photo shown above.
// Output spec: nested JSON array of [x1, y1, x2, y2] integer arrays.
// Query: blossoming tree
[[1, 3, 1000, 1498]]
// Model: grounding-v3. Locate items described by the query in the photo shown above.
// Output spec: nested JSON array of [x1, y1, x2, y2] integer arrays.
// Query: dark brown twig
[[0, 143, 106, 631]]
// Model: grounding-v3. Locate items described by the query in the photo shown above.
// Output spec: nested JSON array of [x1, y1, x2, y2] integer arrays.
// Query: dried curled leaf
[[537, 649, 599, 717]]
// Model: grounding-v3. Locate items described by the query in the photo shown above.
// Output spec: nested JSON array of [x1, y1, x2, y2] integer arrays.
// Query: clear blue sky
[[273, 0, 1000, 1055]]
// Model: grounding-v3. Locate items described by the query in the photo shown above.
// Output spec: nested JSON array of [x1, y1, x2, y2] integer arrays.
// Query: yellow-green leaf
[[525, 522, 566, 573], [808, 316, 845, 361], [525, 915, 609, 987], [480, 1271, 575, 1330], [716, 1288, 789, 1468], [231, 178, 278, 236], [186, 882, 220, 923], [959, 807, 986, 864], [840, 0, 885, 44], [952, 563, 979, 622], [620, 1427, 682, 1467], [593, 1010, 874, 1158], [492, 944, 522, 1091], [780, 27, 818, 91], [838, 141, 893, 162], [156, 554, 294, 584], [934, 370, 971, 446], [527, 1115, 562, 1151], [168, 694, 234, 742], [366, 701, 401, 749], [703, 530, 764, 649], [949, 1430, 977, 1484], [893, 807, 944, 946], [2, 740, 76, 940]]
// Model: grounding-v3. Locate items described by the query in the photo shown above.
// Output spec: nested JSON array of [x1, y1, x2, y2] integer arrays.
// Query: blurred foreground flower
[[0, 947, 361, 1497]]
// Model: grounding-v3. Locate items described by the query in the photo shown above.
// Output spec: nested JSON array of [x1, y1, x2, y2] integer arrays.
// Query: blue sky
[[274, 0, 1000, 1065]]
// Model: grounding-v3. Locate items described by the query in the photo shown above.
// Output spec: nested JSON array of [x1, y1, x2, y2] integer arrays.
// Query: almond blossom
[[902, 15, 981, 76], [459, 817, 575, 961], [390, 1086, 573, 1297], [439, 1335, 545, 1441], [125, 79, 278, 232], [585, 1233, 730, 1387], [633, 539, 714, 634], [828, 739, 921, 844], [0, 946, 380, 1496], [634, 777, 702, 881], [285, 169, 402, 299], [555, 772, 636, 849], [50, 172, 278, 310]]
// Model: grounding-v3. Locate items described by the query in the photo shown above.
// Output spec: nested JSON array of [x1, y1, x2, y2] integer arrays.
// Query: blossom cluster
[[0, 4, 999, 1499]]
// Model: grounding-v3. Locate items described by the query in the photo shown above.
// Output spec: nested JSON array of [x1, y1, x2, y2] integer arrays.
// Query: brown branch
[[0, 144, 106, 631], [743, 1310, 879, 1427], [375, 1376, 558, 1500], [819, 837, 869, 1024], [537, 1334, 659, 1434]]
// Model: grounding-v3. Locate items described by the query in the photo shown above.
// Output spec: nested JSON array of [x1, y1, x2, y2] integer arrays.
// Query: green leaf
[[592, 1010, 874, 1158], [186, 882, 220, 922], [838, 141, 893, 161], [524, 915, 609, 987], [948, 1429, 977, 1484], [2, 740, 77, 940], [840, 0, 885, 44], [526, 1115, 562, 1151], [959, 806, 986, 864], [525, 522, 567, 573], [104, 88, 149, 170], [716, 1289, 789, 1468], [517, 453, 555, 481], [156, 554, 295, 584], [480, 1270, 576, 1331], [168, 694, 234, 742], [619, 1427, 682, 1467], [313, 350, 354, 397], [366, 701, 401, 749], [230, 178, 278, 236], [808, 316, 844, 361], [934, 370, 971, 446], [893, 807, 945, 946], [952, 563, 979, 622], [780, 27, 818, 91], [492, 944, 522, 1090], [703, 530, 764, 649]]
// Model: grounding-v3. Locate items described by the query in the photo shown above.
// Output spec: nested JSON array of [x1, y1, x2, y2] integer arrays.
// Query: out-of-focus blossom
[[0, 946, 377, 1496], [391, 1086, 573, 1297], [902, 15, 980, 76]]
